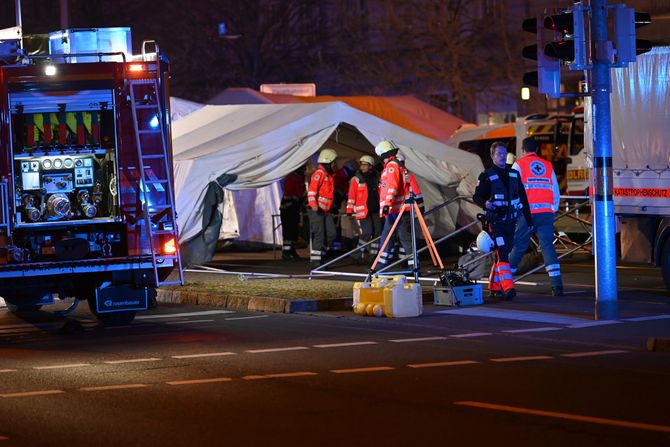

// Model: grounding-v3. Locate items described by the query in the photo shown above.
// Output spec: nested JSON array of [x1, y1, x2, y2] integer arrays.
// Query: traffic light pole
[[590, 0, 618, 318]]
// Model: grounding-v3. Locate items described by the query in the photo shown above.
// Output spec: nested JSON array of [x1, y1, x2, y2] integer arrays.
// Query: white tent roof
[[172, 101, 483, 242], [170, 97, 204, 122]]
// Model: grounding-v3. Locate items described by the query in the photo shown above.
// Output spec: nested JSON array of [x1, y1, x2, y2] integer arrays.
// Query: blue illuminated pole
[[590, 0, 618, 317]]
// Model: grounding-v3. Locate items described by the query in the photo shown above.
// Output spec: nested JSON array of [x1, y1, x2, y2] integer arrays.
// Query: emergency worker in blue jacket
[[473, 141, 532, 300]]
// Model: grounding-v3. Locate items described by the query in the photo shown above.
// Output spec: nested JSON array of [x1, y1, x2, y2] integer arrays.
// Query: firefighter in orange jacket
[[375, 141, 420, 269], [509, 137, 564, 295], [346, 155, 381, 262], [473, 141, 532, 300], [307, 148, 337, 267]]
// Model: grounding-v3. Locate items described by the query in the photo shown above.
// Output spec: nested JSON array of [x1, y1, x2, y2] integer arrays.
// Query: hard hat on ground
[[374, 140, 399, 157], [359, 155, 375, 165], [317, 148, 337, 164], [476, 231, 495, 254]]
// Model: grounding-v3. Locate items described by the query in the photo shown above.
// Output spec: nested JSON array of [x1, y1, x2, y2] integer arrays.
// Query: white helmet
[[476, 231, 495, 254], [317, 148, 337, 164], [374, 140, 398, 157], [359, 155, 375, 165]]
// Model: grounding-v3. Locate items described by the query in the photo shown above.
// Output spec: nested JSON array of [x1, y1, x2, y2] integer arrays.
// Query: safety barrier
[[190, 194, 593, 285]]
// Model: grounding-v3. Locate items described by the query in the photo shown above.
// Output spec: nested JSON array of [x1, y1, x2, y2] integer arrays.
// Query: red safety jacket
[[282, 171, 305, 198], [407, 172, 424, 213], [307, 164, 334, 212], [514, 154, 557, 214], [346, 172, 368, 219], [379, 157, 423, 216]]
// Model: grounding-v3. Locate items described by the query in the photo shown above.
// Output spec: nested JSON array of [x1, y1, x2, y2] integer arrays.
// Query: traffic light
[[613, 6, 652, 66], [543, 7, 587, 70], [522, 16, 561, 99]]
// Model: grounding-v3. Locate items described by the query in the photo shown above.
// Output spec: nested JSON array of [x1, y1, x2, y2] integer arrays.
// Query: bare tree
[[330, 0, 525, 120]]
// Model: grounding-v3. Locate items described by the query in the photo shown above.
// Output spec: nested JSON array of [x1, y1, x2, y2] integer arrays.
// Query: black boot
[[503, 288, 516, 301], [488, 290, 503, 299]]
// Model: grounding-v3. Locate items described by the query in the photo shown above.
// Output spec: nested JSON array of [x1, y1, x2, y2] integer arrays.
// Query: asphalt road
[[1, 288, 669, 446]]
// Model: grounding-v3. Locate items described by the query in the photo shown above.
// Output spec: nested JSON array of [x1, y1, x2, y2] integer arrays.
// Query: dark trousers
[[280, 199, 301, 253], [378, 213, 414, 267], [352, 214, 382, 260], [307, 208, 336, 263]]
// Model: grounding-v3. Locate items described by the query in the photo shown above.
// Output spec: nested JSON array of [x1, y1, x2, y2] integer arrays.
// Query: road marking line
[[225, 315, 270, 321], [561, 350, 628, 358], [80, 384, 148, 392], [490, 355, 554, 363], [436, 308, 588, 325], [622, 315, 670, 322], [136, 310, 234, 320], [502, 327, 563, 334], [1, 390, 65, 398], [0, 369, 16, 373], [388, 336, 447, 343], [166, 319, 215, 325], [104, 324, 152, 330], [246, 346, 309, 354], [565, 281, 665, 293], [313, 341, 377, 348], [408, 360, 479, 368], [33, 363, 91, 370], [568, 321, 622, 328], [330, 366, 395, 374], [166, 377, 233, 386], [454, 401, 670, 434], [104, 358, 162, 365], [242, 372, 318, 380], [172, 352, 236, 359], [450, 332, 492, 338]]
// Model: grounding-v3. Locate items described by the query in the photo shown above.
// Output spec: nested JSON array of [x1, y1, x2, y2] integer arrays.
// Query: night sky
[[2, 1, 669, 120]]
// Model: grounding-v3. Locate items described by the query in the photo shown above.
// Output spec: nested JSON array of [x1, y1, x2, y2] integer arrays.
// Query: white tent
[[172, 101, 483, 246]]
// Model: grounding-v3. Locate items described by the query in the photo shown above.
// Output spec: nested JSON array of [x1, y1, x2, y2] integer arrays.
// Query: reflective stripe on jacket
[[486, 169, 523, 221], [379, 158, 405, 215], [379, 158, 423, 216], [307, 165, 334, 212], [346, 172, 368, 219], [513, 154, 557, 214]]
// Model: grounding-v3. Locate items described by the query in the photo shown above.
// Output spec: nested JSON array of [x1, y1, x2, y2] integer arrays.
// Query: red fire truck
[[0, 28, 183, 324]]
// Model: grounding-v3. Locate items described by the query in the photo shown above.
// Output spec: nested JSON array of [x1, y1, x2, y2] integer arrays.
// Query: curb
[[157, 288, 353, 313], [646, 337, 670, 352]]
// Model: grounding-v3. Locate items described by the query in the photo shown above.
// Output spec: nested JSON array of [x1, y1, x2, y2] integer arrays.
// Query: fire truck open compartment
[[7, 83, 124, 264]]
